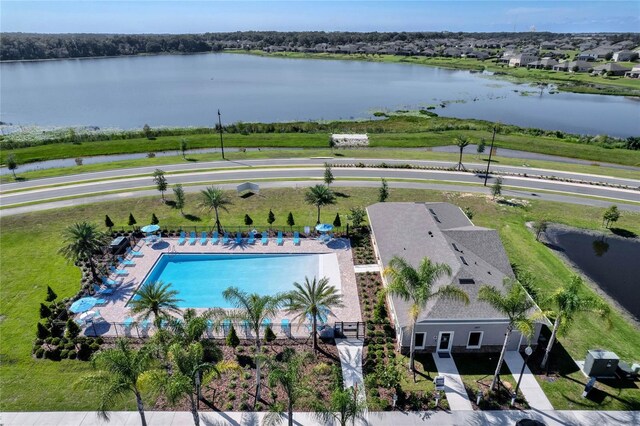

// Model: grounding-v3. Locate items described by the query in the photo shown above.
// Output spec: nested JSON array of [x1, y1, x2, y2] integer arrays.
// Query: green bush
[[65, 318, 81, 339], [95, 337, 104, 345], [65, 342, 76, 350], [226, 325, 240, 348], [89, 343, 100, 351], [40, 303, 52, 319], [68, 350, 77, 360], [60, 349, 69, 359], [243, 371, 251, 380], [44, 348, 61, 361], [35, 348, 45, 358], [312, 362, 332, 376], [225, 402, 233, 410], [51, 337, 61, 346], [46, 286, 58, 302], [37, 323, 51, 340], [227, 391, 236, 400], [77, 343, 92, 361], [264, 325, 276, 343], [241, 382, 249, 389]]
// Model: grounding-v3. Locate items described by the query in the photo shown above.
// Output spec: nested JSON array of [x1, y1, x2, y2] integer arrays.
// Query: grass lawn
[[1, 187, 639, 411]]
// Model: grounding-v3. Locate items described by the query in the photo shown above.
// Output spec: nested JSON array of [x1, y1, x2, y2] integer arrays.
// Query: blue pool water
[[141, 253, 320, 308]]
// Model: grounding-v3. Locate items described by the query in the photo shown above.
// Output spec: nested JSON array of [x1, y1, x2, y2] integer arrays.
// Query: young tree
[[104, 215, 114, 232], [378, 178, 389, 202], [348, 207, 366, 228], [313, 385, 367, 426], [477, 138, 486, 153], [244, 214, 253, 226], [143, 123, 152, 139], [173, 184, 185, 215], [152, 169, 168, 201], [6, 153, 18, 178], [40, 303, 52, 319], [267, 209, 276, 228], [36, 322, 50, 339], [533, 220, 548, 241], [129, 281, 182, 327], [463, 207, 474, 220], [324, 163, 334, 187], [150, 213, 159, 226], [180, 138, 188, 159], [198, 186, 232, 235], [222, 287, 284, 407], [304, 185, 336, 225], [226, 325, 240, 349], [128, 213, 137, 229], [478, 279, 538, 391], [59, 222, 109, 281], [491, 177, 503, 199], [46, 285, 58, 302], [454, 135, 471, 170], [264, 350, 312, 426], [540, 276, 610, 369], [83, 339, 155, 426], [65, 318, 81, 339], [333, 213, 341, 228], [286, 212, 295, 231], [264, 325, 276, 343], [602, 205, 620, 228], [384, 256, 469, 378], [285, 276, 344, 354]]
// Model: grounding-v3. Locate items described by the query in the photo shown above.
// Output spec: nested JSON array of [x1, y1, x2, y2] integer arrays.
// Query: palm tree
[[146, 342, 238, 426], [170, 308, 213, 345], [304, 184, 336, 224], [263, 350, 312, 426], [313, 385, 367, 426], [285, 276, 344, 354], [384, 256, 469, 376], [198, 186, 232, 235], [222, 287, 284, 407], [540, 276, 611, 369], [129, 281, 182, 327], [478, 278, 539, 391], [82, 339, 154, 426], [454, 135, 470, 170], [59, 222, 109, 281]]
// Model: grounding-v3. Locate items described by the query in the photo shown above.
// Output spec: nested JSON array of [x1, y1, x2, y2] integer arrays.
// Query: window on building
[[467, 331, 483, 349], [415, 332, 426, 348]]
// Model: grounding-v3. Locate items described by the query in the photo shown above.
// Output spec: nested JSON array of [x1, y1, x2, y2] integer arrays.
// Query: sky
[[1, 1, 639, 34]]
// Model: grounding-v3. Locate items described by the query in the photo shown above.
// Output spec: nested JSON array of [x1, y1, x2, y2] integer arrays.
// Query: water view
[[2, 53, 639, 137], [545, 226, 640, 321]]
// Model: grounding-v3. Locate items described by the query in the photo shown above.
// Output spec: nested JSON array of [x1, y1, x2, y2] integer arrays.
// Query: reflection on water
[[545, 226, 640, 321]]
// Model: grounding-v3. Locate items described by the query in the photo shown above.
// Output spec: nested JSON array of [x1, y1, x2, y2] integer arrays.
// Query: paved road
[[1, 159, 638, 216]]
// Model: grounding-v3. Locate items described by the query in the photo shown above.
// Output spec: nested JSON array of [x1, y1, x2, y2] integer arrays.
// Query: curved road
[[1, 158, 639, 216]]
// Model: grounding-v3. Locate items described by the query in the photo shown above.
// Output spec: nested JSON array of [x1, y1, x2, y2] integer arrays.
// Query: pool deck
[[82, 236, 362, 338]]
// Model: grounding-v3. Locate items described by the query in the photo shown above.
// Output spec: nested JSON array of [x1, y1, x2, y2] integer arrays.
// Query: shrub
[[225, 402, 233, 410], [241, 382, 249, 389], [95, 337, 104, 345], [264, 326, 276, 343], [68, 350, 77, 360], [226, 325, 240, 348], [65, 342, 76, 350], [39, 303, 52, 319], [51, 337, 61, 346], [37, 323, 50, 339], [236, 346, 245, 353], [239, 402, 248, 410], [34, 338, 44, 345], [77, 343, 92, 361], [46, 286, 58, 302], [229, 381, 237, 389], [35, 348, 45, 359], [65, 318, 81, 339], [312, 362, 332, 376], [45, 348, 61, 361], [89, 343, 100, 351], [60, 349, 69, 359], [227, 391, 236, 400], [243, 371, 252, 380]]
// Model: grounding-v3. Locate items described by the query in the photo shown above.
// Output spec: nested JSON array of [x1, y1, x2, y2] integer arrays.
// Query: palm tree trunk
[[196, 371, 202, 401], [288, 400, 293, 426], [135, 391, 148, 426], [214, 208, 221, 235], [189, 393, 200, 426], [87, 256, 98, 282], [12, 169, 16, 178], [491, 326, 512, 391], [312, 315, 318, 354], [316, 205, 321, 224], [458, 149, 463, 170], [255, 331, 262, 407], [409, 321, 416, 375], [541, 317, 560, 370]]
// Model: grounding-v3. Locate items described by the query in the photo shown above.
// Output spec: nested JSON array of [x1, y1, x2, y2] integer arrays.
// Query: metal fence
[[83, 320, 366, 341], [108, 225, 348, 237]]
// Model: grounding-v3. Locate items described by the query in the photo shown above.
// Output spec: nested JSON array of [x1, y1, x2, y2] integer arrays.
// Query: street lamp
[[511, 345, 533, 406], [483, 123, 499, 186], [217, 109, 225, 160]]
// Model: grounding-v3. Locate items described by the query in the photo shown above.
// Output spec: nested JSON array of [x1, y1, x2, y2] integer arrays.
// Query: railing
[[82, 319, 352, 341], [108, 225, 348, 236]]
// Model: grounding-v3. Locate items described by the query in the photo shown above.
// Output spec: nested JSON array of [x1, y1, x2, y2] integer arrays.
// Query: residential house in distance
[[552, 60, 592, 72], [367, 202, 544, 354], [612, 50, 635, 62], [527, 57, 559, 70], [625, 65, 640, 78], [592, 62, 630, 76], [509, 53, 539, 67]]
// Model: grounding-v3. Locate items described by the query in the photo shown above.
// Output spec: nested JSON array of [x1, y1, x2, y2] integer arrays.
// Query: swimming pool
[[140, 253, 322, 308]]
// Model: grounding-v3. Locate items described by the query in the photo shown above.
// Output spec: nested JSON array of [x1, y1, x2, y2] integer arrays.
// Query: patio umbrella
[[70, 297, 98, 313], [315, 223, 333, 233], [140, 224, 160, 234]]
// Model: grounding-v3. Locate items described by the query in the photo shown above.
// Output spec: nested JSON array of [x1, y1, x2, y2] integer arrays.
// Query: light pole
[[511, 345, 533, 406], [217, 109, 225, 160], [392, 392, 397, 410], [483, 124, 498, 186]]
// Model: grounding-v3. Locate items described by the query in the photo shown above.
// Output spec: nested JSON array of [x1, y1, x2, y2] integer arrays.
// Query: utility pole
[[217, 109, 225, 160], [483, 124, 498, 186]]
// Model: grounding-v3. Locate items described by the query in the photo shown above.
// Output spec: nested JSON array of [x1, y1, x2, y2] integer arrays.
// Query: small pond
[[544, 225, 640, 322]]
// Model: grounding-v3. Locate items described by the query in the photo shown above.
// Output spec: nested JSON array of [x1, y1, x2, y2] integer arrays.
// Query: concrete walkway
[[353, 264, 381, 273], [504, 351, 555, 410], [431, 353, 473, 411], [3, 410, 638, 425], [335, 338, 365, 391]]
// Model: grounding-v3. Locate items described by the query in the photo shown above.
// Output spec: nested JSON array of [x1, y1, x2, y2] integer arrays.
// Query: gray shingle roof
[[367, 202, 519, 327]]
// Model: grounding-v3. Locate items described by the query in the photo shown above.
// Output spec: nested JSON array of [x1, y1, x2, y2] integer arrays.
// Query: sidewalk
[[335, 338, 365, 391], [431, 353, 473, 411], [3, 410, 638, 425], [504, 351, 555, 410]]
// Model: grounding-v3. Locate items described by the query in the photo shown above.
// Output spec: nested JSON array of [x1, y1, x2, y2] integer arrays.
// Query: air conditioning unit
[[583, 349, 619, 377]]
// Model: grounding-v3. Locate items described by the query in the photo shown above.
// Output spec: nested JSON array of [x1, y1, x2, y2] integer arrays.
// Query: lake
[[544, 226, 640, 321], [1, 53, 639, 136]]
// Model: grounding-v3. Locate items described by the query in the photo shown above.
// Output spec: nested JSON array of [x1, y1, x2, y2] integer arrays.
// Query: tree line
[[3, 31, 639, 61]]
